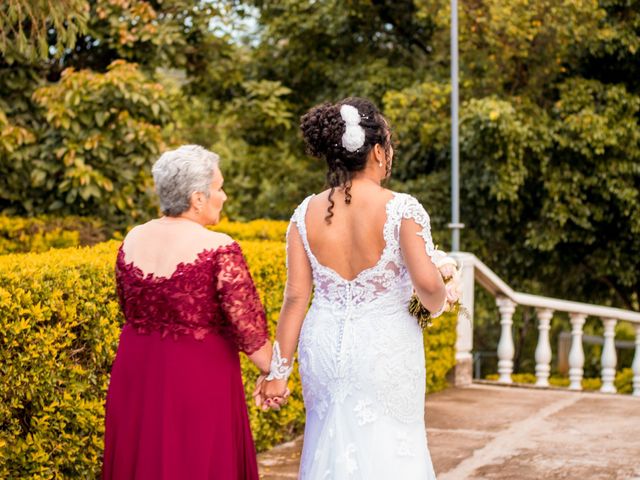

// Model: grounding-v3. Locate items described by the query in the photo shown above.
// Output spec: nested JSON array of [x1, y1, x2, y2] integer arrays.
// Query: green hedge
[[0, 216, 289, 255], [424, 309, 457, 393], [0, 240, 457, 477], [212, 218, 289, 242], [0, 216, 108, 254], [484, 371, 633, 393]]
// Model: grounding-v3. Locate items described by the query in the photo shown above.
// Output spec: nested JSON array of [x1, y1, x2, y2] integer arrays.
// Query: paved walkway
[[258, 383, 640, 479]]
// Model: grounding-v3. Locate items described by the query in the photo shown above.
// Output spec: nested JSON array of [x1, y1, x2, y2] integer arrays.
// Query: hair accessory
[[340, 104, 366, 152]]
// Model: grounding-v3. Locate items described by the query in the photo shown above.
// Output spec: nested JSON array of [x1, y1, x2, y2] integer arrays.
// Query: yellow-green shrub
[[424, 309, 457, 393], [0, 215, 287, 255], [211, 218, 289, 242], [0, 239, 457, 477], [0, 240, 297, 478], [0, 216, 107, 254], [484, 371, 633, 393]]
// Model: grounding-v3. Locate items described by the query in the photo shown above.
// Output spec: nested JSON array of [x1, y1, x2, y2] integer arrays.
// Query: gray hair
[[151, 145, 220, 216]]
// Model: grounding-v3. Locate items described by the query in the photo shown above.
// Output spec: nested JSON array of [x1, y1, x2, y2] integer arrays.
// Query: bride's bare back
[[305, 181, 394, 281]]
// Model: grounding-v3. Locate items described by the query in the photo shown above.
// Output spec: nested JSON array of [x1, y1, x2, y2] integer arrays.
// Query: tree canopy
[[1, 0, 638, 311]]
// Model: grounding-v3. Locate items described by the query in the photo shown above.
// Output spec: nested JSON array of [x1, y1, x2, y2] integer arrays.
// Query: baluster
[[568, 313, 586, 391], [496, 297, 516, 383], [600, 318, 617, 394], [633, 324, 640, 397], [534, 308, 554, 387]]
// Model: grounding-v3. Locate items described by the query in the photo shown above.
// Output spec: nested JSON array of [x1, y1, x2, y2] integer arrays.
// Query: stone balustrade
[[449, 253, 640, 396]]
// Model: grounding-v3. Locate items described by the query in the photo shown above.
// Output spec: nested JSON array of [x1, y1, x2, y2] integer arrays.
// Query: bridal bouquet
[[409, 250, 463, 329]]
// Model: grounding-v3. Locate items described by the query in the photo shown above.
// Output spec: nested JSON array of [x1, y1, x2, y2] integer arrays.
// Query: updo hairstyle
[[151, 145, 219, 216], [300, 97, 391, 223]]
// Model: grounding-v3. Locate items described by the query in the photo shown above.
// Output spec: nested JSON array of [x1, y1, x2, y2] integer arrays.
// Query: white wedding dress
[[290, 192, 438, 480]]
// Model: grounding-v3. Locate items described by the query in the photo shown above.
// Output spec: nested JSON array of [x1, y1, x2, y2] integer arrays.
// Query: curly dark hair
[[300, 97, 391, 223]]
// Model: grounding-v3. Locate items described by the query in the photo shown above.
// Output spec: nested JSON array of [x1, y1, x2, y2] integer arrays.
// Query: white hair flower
[[340, 104, 366, 152]]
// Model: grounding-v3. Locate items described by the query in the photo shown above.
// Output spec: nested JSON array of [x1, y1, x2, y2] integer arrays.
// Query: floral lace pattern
[[293, 192, 438, 479], [291, 193, 436, 310], [116, 242, 268, 354], [353, 399, 377, 426]]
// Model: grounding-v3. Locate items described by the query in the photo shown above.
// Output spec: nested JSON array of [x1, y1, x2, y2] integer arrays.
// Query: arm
[[247, 340, 273, 375], [215, 243, 272, 373], [262, 221, 313, 400], [399, 201, 447, 314]]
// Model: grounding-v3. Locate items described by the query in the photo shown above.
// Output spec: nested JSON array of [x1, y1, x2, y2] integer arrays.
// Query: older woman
[[103, 145, 272, 479]]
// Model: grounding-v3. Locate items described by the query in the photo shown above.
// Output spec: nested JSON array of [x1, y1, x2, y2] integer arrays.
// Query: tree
[[245, 0, 437, 108], [0, 0, 88, 63], [211, 79, 324, 219], [0, 0, 243, 224], [25, 60, 172, 224], [1, 0, 639, 311]]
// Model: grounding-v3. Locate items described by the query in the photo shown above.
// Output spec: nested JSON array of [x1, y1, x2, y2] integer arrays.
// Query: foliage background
[[1, 0, 638, 310], [0, 239, 456, 477], [0, 0, 639, 473]]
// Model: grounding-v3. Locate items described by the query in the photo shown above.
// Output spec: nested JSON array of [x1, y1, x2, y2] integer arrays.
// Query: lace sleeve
[[214, 243, 269, 354], [401, 195, 436, 261], [286, 195, 313, 269]]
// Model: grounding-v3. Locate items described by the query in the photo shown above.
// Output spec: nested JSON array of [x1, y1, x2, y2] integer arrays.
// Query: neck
[[160, 213, 205, 227], [351, 170, 384, 185]]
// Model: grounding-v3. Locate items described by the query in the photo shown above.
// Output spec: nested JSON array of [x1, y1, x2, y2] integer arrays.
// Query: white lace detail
[[292, 192, 437, 479], [290, 193, 413, 310], [396, 432, 417, 457], [400, 195, 437, 262], [266, 340, 294, 381], [337, 443, 359, 475], [353, 399, 377, 426]]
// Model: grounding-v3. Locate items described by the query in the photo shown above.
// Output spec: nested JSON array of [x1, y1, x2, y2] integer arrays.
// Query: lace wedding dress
[[291, 192, 438, 480]]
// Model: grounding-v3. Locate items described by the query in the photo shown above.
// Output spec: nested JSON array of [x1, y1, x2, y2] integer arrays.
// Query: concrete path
[[258, 383, 640, 479]]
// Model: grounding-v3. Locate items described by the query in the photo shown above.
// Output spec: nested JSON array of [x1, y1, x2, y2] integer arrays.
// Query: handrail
[[448, 252, 640, 396], [468, 254, 640, 323]]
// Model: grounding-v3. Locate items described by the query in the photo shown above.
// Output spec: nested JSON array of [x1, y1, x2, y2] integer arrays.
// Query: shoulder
[[121, 222, 148, 246], [290, 194, 316, 223], [201, 229, 236, 251], [391, 191, 417, 204], [393, 193, 431, 221]]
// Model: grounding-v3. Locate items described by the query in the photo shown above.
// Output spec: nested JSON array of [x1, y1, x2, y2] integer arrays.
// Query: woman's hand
[[259, 378, 290, 411], [252, 374, 267, 408]]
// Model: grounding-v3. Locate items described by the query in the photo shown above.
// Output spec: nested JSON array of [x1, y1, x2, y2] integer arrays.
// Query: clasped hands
[[252, 375, 290, 411]]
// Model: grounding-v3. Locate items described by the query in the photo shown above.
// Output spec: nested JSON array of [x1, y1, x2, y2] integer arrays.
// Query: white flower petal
[[342, 125, 366, 151], [340, 104, 361, 125]]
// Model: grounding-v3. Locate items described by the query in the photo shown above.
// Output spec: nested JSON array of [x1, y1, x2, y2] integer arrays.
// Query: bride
[[259, 97, 446, 479]]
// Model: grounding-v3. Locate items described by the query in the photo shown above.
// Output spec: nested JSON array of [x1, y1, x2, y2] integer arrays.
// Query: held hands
[[252, 375, 290, 411], [253, 340, 293, 411]]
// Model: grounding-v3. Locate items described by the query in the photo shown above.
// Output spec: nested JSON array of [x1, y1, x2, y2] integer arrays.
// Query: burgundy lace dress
[[103, 242, 268, 480]]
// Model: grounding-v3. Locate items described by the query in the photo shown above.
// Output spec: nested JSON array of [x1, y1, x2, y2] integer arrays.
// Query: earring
[[378, 161, 383, 167]]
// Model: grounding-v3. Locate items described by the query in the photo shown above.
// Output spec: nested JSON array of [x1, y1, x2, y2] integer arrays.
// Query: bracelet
[[430, 299, 447, 319], [266, 341, 294, 381]]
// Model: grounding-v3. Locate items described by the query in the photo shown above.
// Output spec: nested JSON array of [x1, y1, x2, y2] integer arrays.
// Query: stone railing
[[449, 253, 640, 396]]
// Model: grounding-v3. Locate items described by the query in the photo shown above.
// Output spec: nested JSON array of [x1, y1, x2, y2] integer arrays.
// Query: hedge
[[484, 371, 633, 393], [0, 240, 457, 478], [0, 216, 108, 254], [0, 216, 289, 255], [212, 218, 289, 242]]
